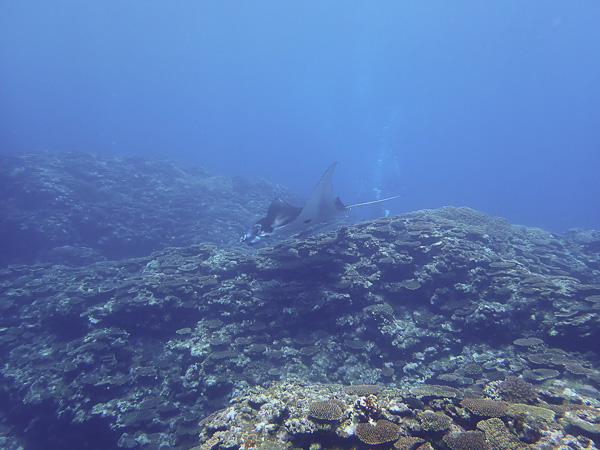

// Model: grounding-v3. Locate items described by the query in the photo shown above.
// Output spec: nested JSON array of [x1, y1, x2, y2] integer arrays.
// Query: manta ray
[[240, 162, 397, 245]]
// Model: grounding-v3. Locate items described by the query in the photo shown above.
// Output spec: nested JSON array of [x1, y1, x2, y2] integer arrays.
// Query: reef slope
[[0, 151, 300, 266], [1, 206, 599, 448]]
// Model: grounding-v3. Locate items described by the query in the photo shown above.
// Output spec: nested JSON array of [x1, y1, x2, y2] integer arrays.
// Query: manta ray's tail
[[345, 195, 399, 210]]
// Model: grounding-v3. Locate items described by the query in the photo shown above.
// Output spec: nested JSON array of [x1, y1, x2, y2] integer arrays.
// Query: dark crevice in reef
[[3, 397, 120, 450]]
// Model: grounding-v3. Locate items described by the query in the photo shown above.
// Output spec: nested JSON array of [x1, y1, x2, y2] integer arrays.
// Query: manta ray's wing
[[262, 197, 302, 232], [240, 197, 302, 244], [240, 162, 347, 244], [281, 162, 346, 233]]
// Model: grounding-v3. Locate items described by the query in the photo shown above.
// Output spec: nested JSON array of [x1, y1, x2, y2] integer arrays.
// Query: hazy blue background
[[1, 1, 599, 232]]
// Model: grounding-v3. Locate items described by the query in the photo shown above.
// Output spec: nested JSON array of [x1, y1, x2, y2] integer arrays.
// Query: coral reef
[[498, 376, 538, 404], [0, 153, 599, 448], [0, 151, 303, 266], [461, 398, 509, 418], [476, 418, 528, 449], [442, 430, 487, 450], [194, 380, 600, 449], [308, 400, 346, 421], [356, 419, 401, 445]]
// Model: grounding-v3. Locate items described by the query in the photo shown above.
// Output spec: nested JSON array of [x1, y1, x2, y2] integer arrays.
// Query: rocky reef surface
[[1, 202, 599, 449], [0, 151, 301, 267]]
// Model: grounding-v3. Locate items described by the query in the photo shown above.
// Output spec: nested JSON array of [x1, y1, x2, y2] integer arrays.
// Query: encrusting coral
[[461, 398, 509, 418], [308, 400, 346, 421], [442, 430, 488, 450], [355, 419, 401, 445], [498, 376, 537, 404]]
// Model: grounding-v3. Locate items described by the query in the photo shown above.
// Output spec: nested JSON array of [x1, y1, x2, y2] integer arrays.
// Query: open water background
[[1, 1, 599, 232]]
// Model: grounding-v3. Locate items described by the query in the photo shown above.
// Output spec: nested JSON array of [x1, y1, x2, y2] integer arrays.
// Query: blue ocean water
[[1, 1, 599, 232]]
